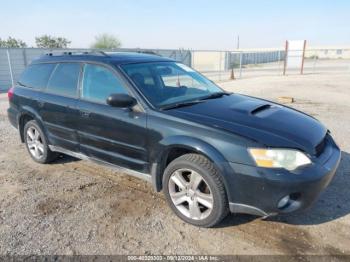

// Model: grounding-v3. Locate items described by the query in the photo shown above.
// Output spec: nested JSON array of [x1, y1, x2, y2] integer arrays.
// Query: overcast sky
[[1, 0, 350, 50]]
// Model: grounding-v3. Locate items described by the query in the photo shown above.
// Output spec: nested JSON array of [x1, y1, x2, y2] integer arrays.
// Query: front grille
[[315, 135, 327, 156]]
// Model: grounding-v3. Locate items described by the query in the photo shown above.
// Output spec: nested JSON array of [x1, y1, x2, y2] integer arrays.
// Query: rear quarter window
[[47, 63, 81, 97], [18, 63, 56, 89]]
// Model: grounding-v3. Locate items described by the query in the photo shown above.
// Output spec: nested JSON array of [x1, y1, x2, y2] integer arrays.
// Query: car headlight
[[248, 148, 311, 171]]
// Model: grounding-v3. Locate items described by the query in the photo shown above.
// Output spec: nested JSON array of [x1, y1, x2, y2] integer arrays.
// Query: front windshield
[[120, 62, 223, 108]]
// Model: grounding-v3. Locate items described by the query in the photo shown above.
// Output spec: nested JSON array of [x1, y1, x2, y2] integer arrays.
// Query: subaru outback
[[7, 52, 341, 227]]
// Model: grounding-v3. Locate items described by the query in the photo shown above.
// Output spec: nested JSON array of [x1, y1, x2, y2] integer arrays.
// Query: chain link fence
[[0, 47, 192, 92], [193, 49, 350, 82], [1, 47, 349, 92], [192, 50, 285, 81]]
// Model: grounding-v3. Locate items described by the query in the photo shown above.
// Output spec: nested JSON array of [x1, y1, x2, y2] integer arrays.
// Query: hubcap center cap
[[188, 189, 195, 197]]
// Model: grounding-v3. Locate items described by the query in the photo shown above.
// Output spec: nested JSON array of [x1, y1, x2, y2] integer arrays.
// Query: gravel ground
[[0, 72, 349, 255]]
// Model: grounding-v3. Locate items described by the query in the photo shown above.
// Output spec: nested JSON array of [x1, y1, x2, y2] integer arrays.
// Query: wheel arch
[[17, 107, 46, 143], [150, 136, 232, 199]]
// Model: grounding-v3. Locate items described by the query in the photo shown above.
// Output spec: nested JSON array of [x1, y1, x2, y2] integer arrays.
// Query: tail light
[[7, 87, 14, 100]]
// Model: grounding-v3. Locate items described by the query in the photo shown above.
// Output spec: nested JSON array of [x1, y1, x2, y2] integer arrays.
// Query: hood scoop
[[251, 104, 272, 115], [230, 100, 274, 115]]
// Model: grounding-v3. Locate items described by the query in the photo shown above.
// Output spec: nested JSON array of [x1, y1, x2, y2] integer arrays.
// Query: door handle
[[80, 110, 91, 118]]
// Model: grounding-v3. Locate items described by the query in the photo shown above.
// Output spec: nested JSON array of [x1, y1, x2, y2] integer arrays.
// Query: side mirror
[[106, 93, 137, 108]]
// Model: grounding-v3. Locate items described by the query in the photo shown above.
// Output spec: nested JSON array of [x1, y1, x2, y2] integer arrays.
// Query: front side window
[[18, 63, 56, 89], [47, 63, 81, 97], [121, 62, 222, 108], [82, 64, 128, 104]]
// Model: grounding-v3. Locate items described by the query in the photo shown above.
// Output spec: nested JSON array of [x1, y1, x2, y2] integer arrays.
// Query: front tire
[[163, 153, 229, 227], [24, 120, 57, 164]]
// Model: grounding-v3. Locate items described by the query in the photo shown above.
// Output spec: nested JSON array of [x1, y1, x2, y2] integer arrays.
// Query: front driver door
[[76, 63, 149, 173]]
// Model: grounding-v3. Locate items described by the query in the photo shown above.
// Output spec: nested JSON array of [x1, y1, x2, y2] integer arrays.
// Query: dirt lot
[[0, 72, 349, 255]]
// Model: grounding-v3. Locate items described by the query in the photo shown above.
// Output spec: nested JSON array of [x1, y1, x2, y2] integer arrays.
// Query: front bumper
[[227, 135, 341, 216]]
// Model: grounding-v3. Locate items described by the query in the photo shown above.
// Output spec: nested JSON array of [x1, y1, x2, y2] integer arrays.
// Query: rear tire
[[24, 120, 58, 164], [163, 153, 229, 227]]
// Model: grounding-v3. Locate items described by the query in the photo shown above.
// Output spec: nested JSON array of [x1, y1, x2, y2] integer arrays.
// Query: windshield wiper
[[199, 92, 231, 101], [159, 100, 203, 110], [159, 92, 231, 110]]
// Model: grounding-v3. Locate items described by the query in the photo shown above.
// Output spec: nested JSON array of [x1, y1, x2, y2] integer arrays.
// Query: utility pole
[[236, 35, 240, 50]]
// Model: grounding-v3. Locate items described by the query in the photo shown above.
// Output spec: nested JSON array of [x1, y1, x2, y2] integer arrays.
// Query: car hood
[[164, 94, 327, 155]]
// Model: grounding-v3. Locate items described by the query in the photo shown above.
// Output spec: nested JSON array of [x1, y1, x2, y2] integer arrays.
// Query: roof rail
[[45, 51, 110, 57], [136, 50, 162, 56]]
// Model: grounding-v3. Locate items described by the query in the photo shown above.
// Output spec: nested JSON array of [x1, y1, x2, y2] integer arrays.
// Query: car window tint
[[18, 63, 56, 89], [124, 65, 155, 86], [82, 64, 128, 103], [47, 63, 80, 97]]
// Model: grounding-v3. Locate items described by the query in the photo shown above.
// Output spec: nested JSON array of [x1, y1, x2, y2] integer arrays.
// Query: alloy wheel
[[26, 126, 44, 160], [168, 168, 214, 220]]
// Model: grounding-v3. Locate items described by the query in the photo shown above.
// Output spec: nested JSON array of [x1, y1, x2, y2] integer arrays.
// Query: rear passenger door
[[76, 63, 148, 173], [39, 62, 81, 152]]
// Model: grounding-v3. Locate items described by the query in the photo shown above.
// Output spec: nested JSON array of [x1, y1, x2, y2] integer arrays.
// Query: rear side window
[[47, 63, 81, 97], [82, 64, 128, 103], [18, 63, 55, 89]]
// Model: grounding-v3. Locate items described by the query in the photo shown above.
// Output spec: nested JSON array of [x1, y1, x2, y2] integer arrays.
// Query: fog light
[[277, 195, 290, 209]]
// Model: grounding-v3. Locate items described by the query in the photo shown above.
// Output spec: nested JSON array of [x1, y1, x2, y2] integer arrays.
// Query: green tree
[[0, 37, 27, 48], [35, 35, 71, 48], [91, 34, 121, 49]]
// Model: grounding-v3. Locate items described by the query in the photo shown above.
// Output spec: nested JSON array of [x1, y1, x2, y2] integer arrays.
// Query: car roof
[[32, 51, 174, 65]]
